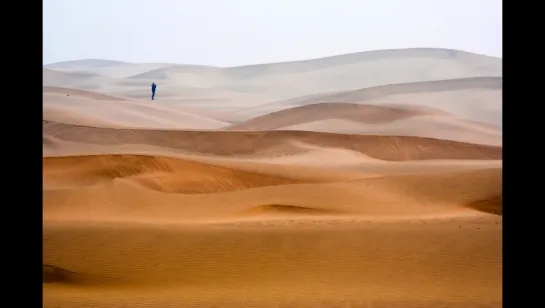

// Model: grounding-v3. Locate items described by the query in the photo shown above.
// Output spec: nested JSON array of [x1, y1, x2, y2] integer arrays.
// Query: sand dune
[[44, 217, 501, 307], [44, 120, 501, 161], [43, 154, 304, 193], [225, 103, 501, 146], [44, 59, 132, 69], [227, 102, 442, 129], [284, 117, 501, 146], [44, 154, 501, 223], [43, 48, 501, 103], [45, 60, 177, 79], [231, 77, 502, 125], [43, 48, 502, 307], [277, 77, 502, 106], [43, 91, 229, 129], [43, 151, 502, 306], [43, 68, 97, 87], [44, 86, 128, 101]]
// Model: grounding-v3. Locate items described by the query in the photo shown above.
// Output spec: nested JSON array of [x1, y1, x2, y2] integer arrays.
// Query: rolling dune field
[[43, 48, 502, 307]]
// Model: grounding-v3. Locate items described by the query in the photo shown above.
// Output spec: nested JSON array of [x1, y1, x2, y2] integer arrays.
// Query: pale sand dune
[[226, 102, 442, 130], [45, 59, 184, 79], [230, 77, 502, 125], [44, 86, 234, 123], [278, 116, 501, 146], [43, 92, 229, 129], [43, 48, 501, 103], [43, 68, 98, 87], [44, 59, 133, 69], [44, 86, 128, 101], [225, 102, 502, 146], [43, 48, 502, 307]]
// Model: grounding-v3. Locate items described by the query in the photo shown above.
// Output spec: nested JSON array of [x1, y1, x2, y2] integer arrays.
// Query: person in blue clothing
[[151, 82, 157, 100]]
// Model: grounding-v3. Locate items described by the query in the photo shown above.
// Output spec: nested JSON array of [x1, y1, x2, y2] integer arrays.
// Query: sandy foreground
[[43, 51, 502, 307]]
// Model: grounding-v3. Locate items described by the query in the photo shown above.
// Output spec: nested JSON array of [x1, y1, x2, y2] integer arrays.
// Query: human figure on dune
[[151, 82, 157, 100]]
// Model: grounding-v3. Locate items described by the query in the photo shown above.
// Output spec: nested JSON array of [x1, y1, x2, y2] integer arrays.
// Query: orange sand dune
[[43, 154, 501, 222], [44, 218, 501, 307], [44, 154, 304, 193], [43, 151, 502, 307], [44, 120, 501, 161]]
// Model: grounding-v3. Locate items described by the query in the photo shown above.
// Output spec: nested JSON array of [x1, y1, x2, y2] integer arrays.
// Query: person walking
[[151, 82, 157, 100]]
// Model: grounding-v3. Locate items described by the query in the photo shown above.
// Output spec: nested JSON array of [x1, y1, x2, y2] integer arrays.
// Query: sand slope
[[43, 150, 502, 307], [231, 77, 502, 126], [43, 48, 502, 103], [283, 116, 501, 146], [226, 102, 501, 146], [45, 59, 132, 69], [226, 103, 442, 129], [44, 154, 501, 220], [44, 86, 128, 101], [45, 60, 176, 78], [43, 90, 229, 129], [43, 121, 501, 161], [43, 48, 502, 307], [44, 218, 501, 307], [43, 138, 502, 307]]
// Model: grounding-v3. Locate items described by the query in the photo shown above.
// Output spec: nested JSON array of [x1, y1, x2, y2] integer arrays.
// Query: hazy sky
[[43, 0, 502, 66]]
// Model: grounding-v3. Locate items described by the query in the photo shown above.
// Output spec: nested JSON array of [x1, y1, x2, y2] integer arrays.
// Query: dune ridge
[[223, 102, 501, 146], [226, 102, 441, 130], [43, 48, 501, 103], [230, 77, 502, 126], [278, 77, 502, 105], [43, 154, 304, 193], [44, 153, 501, 222], [43, 120, 501, 161]]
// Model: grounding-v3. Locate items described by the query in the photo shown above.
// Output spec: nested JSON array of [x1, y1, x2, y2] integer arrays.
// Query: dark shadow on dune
[[43, 265, 79, 283], [467, 197, 502, 215], [44, 154, 303, 194], [244, 204, 340, 216]]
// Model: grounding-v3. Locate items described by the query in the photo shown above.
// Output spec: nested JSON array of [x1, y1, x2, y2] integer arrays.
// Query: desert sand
[[43, 48, 502, 307]]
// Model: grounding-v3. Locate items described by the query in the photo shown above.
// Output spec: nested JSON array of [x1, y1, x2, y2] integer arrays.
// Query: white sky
[[43, 0, 502, 66]]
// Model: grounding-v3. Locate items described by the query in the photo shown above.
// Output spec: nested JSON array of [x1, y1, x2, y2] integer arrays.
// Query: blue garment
[[151, 83, 157, 100]]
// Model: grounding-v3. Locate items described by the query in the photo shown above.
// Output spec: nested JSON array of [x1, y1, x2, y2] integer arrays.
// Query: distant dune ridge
[[43, 48, 502, 103], [226, 103, 442, 130], [225, 102, 501, 146], [43, 48, 502, 307], [230, 77, 502, 126]]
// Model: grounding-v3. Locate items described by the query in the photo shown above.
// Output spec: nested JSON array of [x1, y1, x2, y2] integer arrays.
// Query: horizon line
[[43, 47, 502, 68]]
